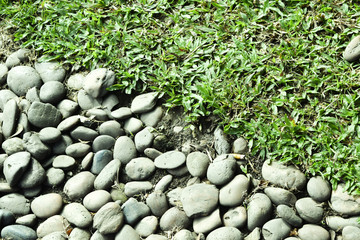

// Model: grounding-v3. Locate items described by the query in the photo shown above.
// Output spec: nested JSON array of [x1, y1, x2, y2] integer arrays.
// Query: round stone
[[34, 61, 66, 83], [344, 35, 360, 62], [276, 205, 302, 227], [62, 202, 93, 228], [3, 151, 31, 187], [154, 150, 186, 170], [0, 193, 30, 215], [307, 176, 331, 202], [39, 81, 66, 103], [122, 198, 151, 226], [298, 224, 330, 240], [1, 225, 37, 240], [83, 190, 112, 212], [111, 107, 132, 120], [330, 183, 360, 215], [7, 66, 42, 96], [295, 197, 324, 223], [173, 229, 197, 240], [2, 137, 24, 155], [113, 136, 137, 165], [91, 149, 113, 175], [135, 215, 158, 237], [146, 190, 169, 217], [65, 142, 91, 158], [125, 157, 156, 180], [262, 218, 291, 240], [247, 193, 272, 231], [63, 171, 95, 200], [140, 106, 163, 127], [342, 226, 360, 240], [186, 151, 210, 177], [131, 92, 158, 114], [232, 137, 248, 154], [52, 155, 76, 170], [219, 174, 250, 207], [193, 208, 222, 234], [98, 120, 122, 138], [124, 117, 143, 135], [94, 159, 122, 190], [115, 224, 140, 240], [159, 207, 190, 231], [31, 193, 63, 218], [70, 126, 98, 141], [124, 181, 153, 197], [264, 187, 297, 206], [207, 155, 237, 185], [44, 168, 65, 187], [39, 127, 62, 144], [223, 206, 247, 229], [134, 127, 155, 152], [93, 202, 124, 234], [92, 135, 115, 152], [206, 227, 242, 240], [0, 209, 15, 229]]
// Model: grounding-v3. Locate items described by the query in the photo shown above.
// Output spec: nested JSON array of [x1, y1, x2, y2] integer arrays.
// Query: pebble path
[[0, 48, 360, 240]]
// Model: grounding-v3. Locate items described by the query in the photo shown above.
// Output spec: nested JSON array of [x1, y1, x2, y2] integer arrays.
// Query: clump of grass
[[1, 0, 360, 193]]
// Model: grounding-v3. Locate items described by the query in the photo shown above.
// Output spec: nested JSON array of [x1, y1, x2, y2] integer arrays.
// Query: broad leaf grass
[[1, 0, 360, 193]]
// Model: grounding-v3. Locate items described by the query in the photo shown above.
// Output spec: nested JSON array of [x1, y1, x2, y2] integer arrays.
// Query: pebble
[[262, 161, 306, 190], [82, 152, 94, 170], [34, 61, 66, 82], [86, 108, 109, 121], [326, 216, 360, 231], [62, 202, 93, 228], [15, 214, 37, 227], [52, 155, 76, 170], [181, 183, 219, 218], [276, 205, 302, 227], [36, 215, 66, 238], [262, 218, 291, 240], [26, 87, 40, 103], [22, 186, 42, 198], [23, 131, 51, 161], [91, 149, 113, 174], [135, 127, 154, 152], [2, 98, 18, 139], [295, 197, 324, 223], [344, 35, 360, 62], [223, 206, 247, 229], [69, 228, 91, 240], [219, 174, 250, 207], [124, 117, 143, 134], [159, 207, 190, 231], [206, 227, 243, 240], [111, 107, 132, 120], [31, 193, 63, 218], [146, 234, 168, 240], [83, 190, 112, 212], [232, 137, 248, 154], [83, 68, 115, 98], [0, 89, 17, 111], [98, 120, 122, 138], [65, 142, 91, 158], [298, 224, 330, 240], [44, 168, 65, 187], [125, 157, 156, 180], [39, 127, 62, 144], [57, 115, 80, 132], [154, 174, 173, 192], [135, 215, 158, 237], [245, 227, 261, 240], [39, 81, 66, 103], [140, 106, 163, 127], [90, 230, 113, 240], [342, 226, 360, 240], [193, 208, 222, 234], [247, 193, 272, 231], [1, 225, 37, 240], [124, 181, 153, 197], [77, 89, 101, 110], [113, 136, 137, 165], [102, 93, 119, 111], [3, 151, 31, 186], [115, 224, 140, 240], [66, 73, 85, 90], [53, 135, 73, 155], [146, 190, 169, 217], [18, 158, 46, 188], [94, 159, 121, 190], [70, 126, 99, 141], [2, 137, 24, 155], [207, 155, 237, 185], [0, 64, 8, 85], [63, 171, 95, 200], [7, 66, 42, 96], [42, 231, 67, 240], [167, 163, 189, 176], [154, 150, 186, 169], [122, 198, 151, 225], [131, 92, 158, 114], [57, 99, 79, 118], [214, 127, 231, 155], [330, 183, 360, 215], [27, 101, 62, 128], [307, 176, 331, 202], [264, 187, 297, 206], [0, 209, 15, 228], [186, 151, 210, 177], [173, 229, 198, 240], [167, 187, 183, 207]]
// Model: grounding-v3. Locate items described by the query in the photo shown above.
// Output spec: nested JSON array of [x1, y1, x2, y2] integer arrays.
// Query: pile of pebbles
[[0, 49, 360, 240]]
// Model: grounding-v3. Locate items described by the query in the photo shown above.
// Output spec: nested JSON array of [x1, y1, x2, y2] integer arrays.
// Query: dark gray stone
[[2, 98, 19, 139], [18, 158, 46, 189], [91, 150, 113, 175], [27, 102, 62, 128], [276, 205, 302, 227], [70, 126, 99, 141], [0, 209, 15, 229], [1, 224, 37, 240], [39, 81, 66, 103], [52, 135, 73, 155], [122, 198, 151, 226], [23, 132, 51, 161]]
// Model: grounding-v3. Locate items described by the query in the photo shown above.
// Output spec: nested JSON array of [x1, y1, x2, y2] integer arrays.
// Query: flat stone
[[91, 150, 113, 175], [111, 107, 132, 120], [94, 159, 122, 190], [154, 150, 186, 170], [63, 171, 95, 200], [39, 81, 66, 103], [144, 148, 163, 160], [214, 127, 231, 155], [34, 61, 66, 82], [83, 68, 115, 98], [124, 117, 143, 134], [135, 127, 155, 152], [1, 225, 37, 240], [181, 183, 219, 218], [330, 183, 360, 215], [262, 218, 291, 240], [115, 224, 141, 240], [134, 215, 158, 237], [326, 216, 360, 231], [219, 174, 250, 207], [140, 106, 163, 127], [81, 152, 94, 170], [2, 137, 24, 155], [186, 151, 210, 177], [66, 73, 85, 90], [206, 227, 243, 240], [57, 115, 80, 132], [15, 214, 36, 227], [31, 193, 63, 218], [264, 187, 297, 206], [65, 142, 91, 158], [28, 101, 62, 128], [298, 224, 330, 240], [277, 205, 302, 227], [342, 226, 360, 240], [223, 206, 247, 229], [146, 190, 169, 217], [0, 209, 15, 229], [122, 198, 151, 226], [344, 35, 360, 62], [193, 208, 222, 234], [57, 99, 79, 118], [36, 215, 67, 238], [0, 193, 30, 215], [0, 89, 18, 111], [92, 135, 115, 152], [159, 207, 190, 231], [44, 168, 65, 187], [295, 197, 324, 223], [39, 127, 62, 144], [113, 136, 137, 165], [124, 181, 153, 197], [77, 89, 101, 110], [3, 151, 31, 187], [125, 157, 156, 180], [207, 154, 237, 185], [307, 176, 331, 202], [131, 92, 158, 114], [2, 98, 19, 139], [52, 155, 76, 170], [83, 190, 112, 212], [70, 126, 98, 141], [7, 66, 42, 96], [247, 193, 272, 231], [62, 202, 93, 228], [262, 161, 306, 190], [18, 158, 46, 189], [154, 174, 173, 192], [98, 120, 122, 138], [23, 131, 51, 161]]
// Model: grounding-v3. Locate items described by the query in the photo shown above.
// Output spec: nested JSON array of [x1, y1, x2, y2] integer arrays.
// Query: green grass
[[1, 0, 360, 193]]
